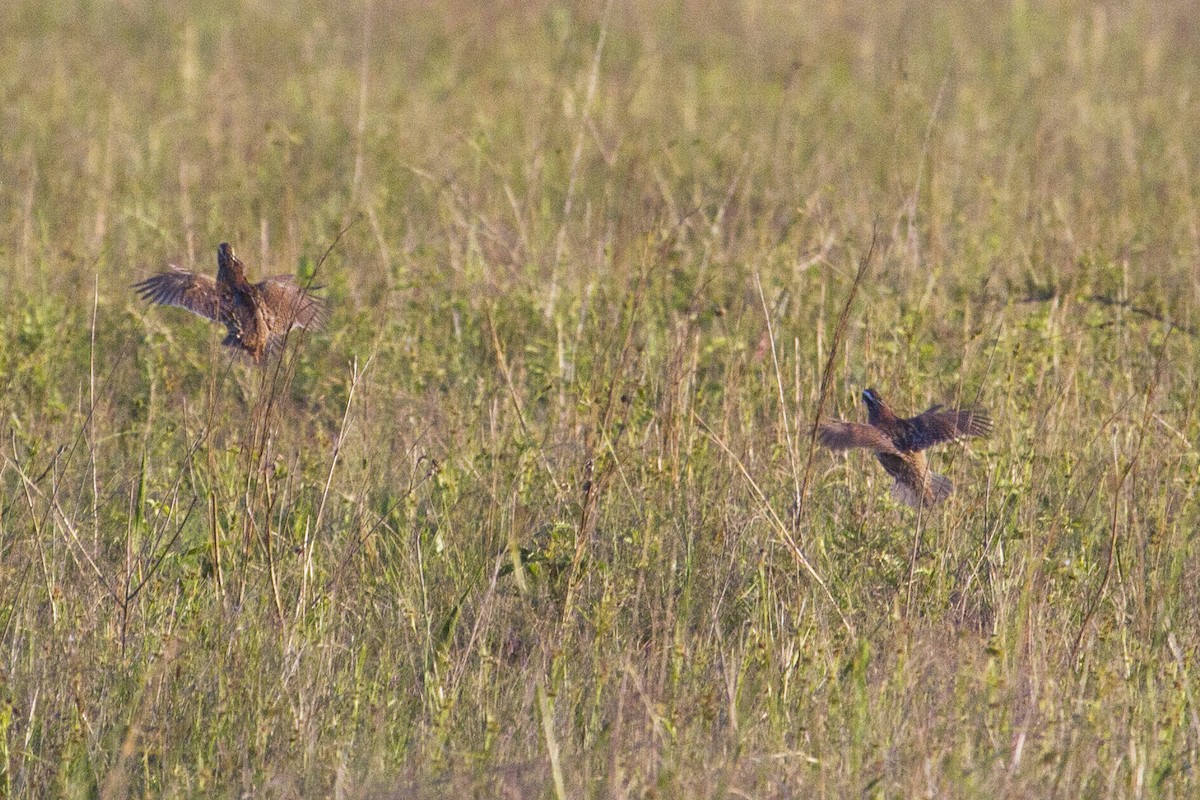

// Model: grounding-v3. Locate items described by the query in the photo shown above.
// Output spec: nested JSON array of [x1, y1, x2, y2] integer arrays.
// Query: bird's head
[[861, 387, 889, 422], [216, 242, 246, 283]]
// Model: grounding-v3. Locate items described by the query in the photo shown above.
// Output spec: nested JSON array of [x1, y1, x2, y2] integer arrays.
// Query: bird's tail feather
[[891, 471, 953, 508], [929, 472, 953, 503]]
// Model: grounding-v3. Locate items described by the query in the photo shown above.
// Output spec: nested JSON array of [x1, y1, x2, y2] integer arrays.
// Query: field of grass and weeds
[[3, 1, 1200, 797]]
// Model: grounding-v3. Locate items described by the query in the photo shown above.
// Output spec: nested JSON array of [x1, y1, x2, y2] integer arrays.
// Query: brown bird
[[134, 242, 326, 364], [818, 388, 992, 508]]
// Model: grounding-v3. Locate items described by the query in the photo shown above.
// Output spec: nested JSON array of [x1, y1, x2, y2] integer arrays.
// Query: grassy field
[[3, 0, 1200, 796]]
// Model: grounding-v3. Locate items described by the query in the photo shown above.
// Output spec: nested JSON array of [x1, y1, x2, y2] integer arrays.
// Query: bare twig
[[756, 273, 802, 531], [796, 226, 877, 522], [696, 411, 854, 637]]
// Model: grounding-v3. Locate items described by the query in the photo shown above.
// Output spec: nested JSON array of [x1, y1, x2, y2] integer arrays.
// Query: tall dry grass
[[1, 1, 1199, 797]]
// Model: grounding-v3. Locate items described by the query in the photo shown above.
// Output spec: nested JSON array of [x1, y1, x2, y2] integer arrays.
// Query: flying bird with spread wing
[[818, 388, 992, 508], [134, 242, 326, 364]]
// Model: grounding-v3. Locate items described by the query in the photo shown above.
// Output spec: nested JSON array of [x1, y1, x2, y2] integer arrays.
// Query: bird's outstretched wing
[[257, 277, 328, 331], [133, 268, 223, 321], [898, 406, 992, 451], [818, 421, 899, 453]]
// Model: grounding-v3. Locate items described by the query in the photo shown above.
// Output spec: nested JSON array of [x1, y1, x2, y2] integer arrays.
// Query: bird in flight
[[818, 388, 992, 508], [134, 242, 326, 364]]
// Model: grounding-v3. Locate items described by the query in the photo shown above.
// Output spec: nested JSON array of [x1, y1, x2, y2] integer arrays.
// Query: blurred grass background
[[2, 0, 1200, 796]]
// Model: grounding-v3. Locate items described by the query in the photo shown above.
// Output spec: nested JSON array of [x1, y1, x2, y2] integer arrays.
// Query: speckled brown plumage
[[818, 388, 991, 507], [134, 243, 326, 364]]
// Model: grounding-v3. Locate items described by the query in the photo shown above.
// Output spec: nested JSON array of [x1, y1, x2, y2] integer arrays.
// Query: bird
[[133, 242, 327, 364], [818, 387, 992, 508]]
